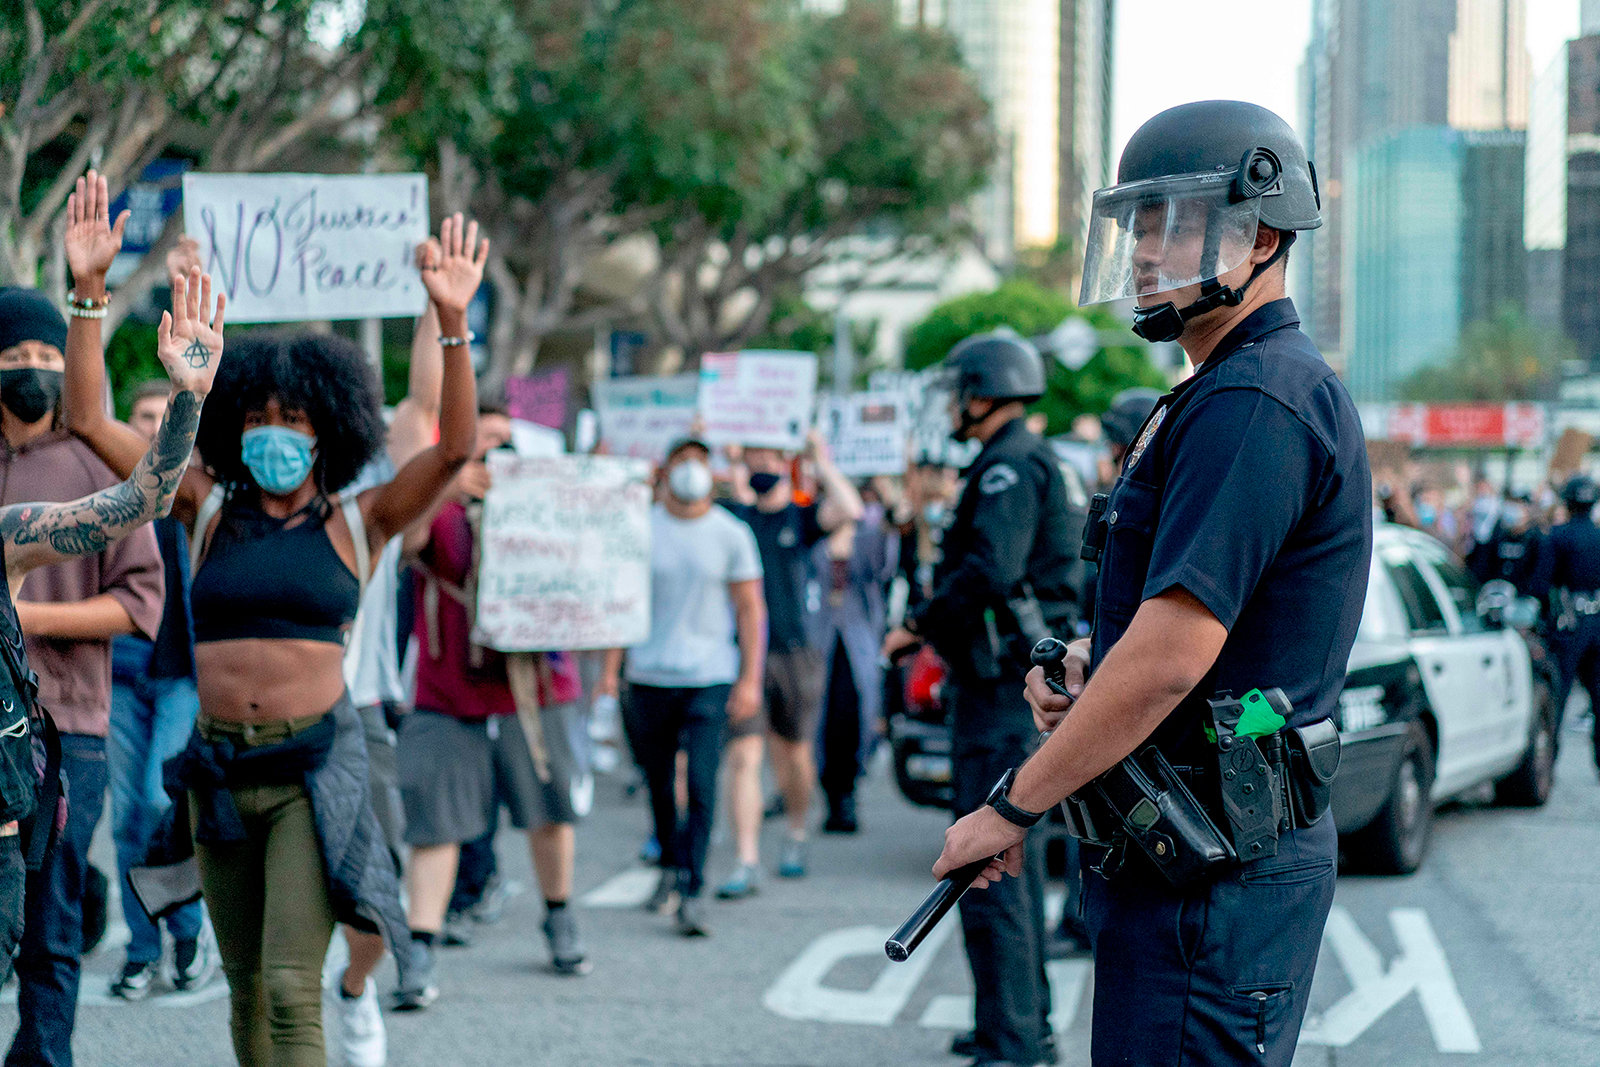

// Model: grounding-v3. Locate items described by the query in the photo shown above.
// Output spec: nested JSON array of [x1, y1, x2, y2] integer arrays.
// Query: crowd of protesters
[[0, 169, 1014, 1067], [14, 168, 1600, 1067]]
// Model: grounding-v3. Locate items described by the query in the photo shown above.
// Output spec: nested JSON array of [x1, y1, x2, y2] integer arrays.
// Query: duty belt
[[1060, 694, 1341, 888]]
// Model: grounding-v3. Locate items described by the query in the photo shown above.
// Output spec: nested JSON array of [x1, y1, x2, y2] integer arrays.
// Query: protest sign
[[476, 454, 652, 652], [698, 351, 818, 451], [505, 366, 570, 429], [817, 391, 909, 476], [870, 368, 976, 469], [182, 172, 429, 323], [593, 374, 699, 461]]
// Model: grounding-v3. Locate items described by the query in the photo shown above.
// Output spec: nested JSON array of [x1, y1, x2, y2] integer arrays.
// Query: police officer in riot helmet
[[931, 100, 1372, 1066], [883, 331, 1077, 1067], [1531, 474, 1600, 773], [1097, 388, 1163, 490]]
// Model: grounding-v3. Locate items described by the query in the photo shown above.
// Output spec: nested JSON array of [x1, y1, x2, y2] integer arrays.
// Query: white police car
[[888, 523, 1557, 875], [1333, 523, 1555, 873]]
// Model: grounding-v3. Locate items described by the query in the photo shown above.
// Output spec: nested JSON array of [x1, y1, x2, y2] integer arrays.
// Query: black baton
[[885, 637, 1075, 963], [884, 856, 997, 962]]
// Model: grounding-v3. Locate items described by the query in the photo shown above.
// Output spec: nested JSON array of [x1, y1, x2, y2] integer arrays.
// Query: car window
[[1379, 545, 1448, 635], [1357, 563, 1404, 641], [1408, 537, 1486, 633]]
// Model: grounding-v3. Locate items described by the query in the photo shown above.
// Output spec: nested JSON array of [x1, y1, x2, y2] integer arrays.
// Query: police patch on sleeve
[[979, 464, 1020, 495]]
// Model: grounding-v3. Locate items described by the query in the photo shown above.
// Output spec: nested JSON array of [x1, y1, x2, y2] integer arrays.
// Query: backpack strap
[[338, 494, 371, 602], [20, 705, 61, 872], [190, 484, 226, 576]]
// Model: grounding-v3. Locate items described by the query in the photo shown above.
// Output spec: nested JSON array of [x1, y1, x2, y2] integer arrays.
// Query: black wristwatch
[[986, 767, 1046, 828]]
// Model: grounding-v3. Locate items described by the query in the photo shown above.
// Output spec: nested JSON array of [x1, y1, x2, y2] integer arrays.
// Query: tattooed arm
[[61, 172, 218, 525], [3, 261, 224, 585]]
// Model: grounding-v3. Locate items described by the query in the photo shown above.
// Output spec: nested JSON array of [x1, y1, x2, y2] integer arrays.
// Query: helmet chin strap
[[1130, 233, 1294, 344], [950, 398, 987, 442]]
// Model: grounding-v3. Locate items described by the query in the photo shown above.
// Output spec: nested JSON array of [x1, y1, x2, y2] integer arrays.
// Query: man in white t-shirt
[[599, 437, 765, 937]]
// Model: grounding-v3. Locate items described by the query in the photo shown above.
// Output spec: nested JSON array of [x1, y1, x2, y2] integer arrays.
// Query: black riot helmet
[[1562, 474, 1599, 513], [1079, 100, 1322, 343], [1099, 388, 1163, 450], [939, 331, 1046, 441]]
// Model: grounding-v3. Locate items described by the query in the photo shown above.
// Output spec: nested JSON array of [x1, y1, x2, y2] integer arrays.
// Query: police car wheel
[[1494, 676, 1557, 808], [1345, 720, 1435, 875]]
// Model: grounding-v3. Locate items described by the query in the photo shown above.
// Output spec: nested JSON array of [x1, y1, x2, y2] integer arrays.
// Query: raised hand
[[64, 169, 130, 290], [156, 267, 225, 397], [166, 235, 204, 280], [419, 213, 488, 315]]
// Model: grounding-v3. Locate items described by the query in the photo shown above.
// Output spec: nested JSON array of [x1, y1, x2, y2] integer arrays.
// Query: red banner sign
[[1380, 403, 1545, 448]]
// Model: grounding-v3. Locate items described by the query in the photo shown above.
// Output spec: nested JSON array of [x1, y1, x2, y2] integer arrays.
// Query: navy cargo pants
[[1550, 614, 1600, 770], [950, 678, 1052, 1067], [1081, 814, 1337, 1067]]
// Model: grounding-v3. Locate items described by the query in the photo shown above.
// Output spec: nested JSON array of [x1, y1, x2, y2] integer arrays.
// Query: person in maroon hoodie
[[395, 407, 593, 1003]]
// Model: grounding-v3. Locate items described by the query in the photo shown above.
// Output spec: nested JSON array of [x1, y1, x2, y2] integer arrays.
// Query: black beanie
[[0, 288, 68, 356]]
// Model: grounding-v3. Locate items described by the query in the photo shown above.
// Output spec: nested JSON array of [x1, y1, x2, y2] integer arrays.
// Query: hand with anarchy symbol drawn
[[155, 267, 226, 399]]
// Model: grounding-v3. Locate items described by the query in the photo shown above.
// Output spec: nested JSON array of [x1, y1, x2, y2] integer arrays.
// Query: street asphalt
[[2, 720, 1597, 1066]]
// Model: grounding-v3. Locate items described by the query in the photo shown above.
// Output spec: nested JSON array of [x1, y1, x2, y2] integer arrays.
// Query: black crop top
[[190, 498, 361, 645]]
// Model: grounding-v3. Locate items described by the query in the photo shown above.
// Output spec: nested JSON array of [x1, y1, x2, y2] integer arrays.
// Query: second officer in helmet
[[882, 332, 1078, 1067], [932, 100, 1372, 1066]]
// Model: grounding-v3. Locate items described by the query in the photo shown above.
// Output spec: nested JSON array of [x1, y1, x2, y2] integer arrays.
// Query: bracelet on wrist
[[438, 331, 475, 348], [66, 290, 110, 312], [67, 304, 108, 320]]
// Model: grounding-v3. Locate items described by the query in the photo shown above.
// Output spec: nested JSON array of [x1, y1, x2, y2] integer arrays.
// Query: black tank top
[[190, 498, 361, 645]]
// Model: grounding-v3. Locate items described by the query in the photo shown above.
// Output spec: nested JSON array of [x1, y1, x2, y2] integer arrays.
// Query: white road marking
[[580, 867, 661, 908], [1300, 906, 1481, 1053], [0, 975, 229, 1009], [763, 921, 959, 1025], [917, 959, 1091, 1033]]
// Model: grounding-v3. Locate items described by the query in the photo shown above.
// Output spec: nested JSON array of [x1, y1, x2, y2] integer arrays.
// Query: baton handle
[[885, 856, 996, 962]]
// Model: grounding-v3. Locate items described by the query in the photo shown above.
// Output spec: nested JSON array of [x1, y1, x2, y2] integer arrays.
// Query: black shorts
[[730, 647, 825, 743], [397, 705, 588, 847]]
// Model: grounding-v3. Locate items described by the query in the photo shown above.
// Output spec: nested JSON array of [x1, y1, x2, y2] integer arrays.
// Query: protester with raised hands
[[0, 175, 222, 1065], [61, 180, 485, 1067]]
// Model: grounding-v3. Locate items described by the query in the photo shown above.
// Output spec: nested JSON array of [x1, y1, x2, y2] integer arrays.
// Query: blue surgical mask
[[241, 425, 316, 494]]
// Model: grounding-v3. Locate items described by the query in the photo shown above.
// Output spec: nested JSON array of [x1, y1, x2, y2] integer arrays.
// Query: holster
[[1060, 745, 1237, 888], [1284, 719, 1340, 827]]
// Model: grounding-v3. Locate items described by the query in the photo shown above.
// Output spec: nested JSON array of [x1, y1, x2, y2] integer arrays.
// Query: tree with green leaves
[[903, 278, 1167, 434], [1399, 305, 1569, 402], [373, 0, 809, 389], [2, 0, 380, 331], [636, 0, 994, 365]]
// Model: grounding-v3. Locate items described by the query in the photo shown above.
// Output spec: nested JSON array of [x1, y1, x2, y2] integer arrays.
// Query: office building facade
[[1345, 127, 1526, 400]]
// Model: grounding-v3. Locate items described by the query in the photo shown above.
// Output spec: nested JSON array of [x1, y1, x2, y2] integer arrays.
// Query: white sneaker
[[337, 976, 387, 1067]]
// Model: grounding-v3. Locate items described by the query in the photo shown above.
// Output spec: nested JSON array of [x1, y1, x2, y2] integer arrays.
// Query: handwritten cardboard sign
[[592, 374, 699, 461], [476, 453, 652, 652], [182, 173, 429, 323], [698, 350, 817, 451], [505, 366, 570, 430], [817, 391, 909, 476]]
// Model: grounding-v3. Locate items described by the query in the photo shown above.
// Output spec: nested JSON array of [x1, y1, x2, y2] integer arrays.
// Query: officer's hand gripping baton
[[885, 639, 1072, 963]]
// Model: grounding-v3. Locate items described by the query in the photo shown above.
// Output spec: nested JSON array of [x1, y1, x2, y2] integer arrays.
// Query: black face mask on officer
[[949, 396, 999, 443], [0, 368, 62, 425]]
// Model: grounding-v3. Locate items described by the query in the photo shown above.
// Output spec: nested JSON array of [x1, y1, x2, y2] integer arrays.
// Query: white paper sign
[[698, 351, 818, 451], [871, 369, 976, 468], [182, 173, 429, 323], [817, 391, 909, 476], [476, 454, 652, 651], [592, 374, 700, 462]]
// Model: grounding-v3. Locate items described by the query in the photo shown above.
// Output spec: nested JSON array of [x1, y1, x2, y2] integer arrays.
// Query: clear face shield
[[1078, 172, 1263, 309]]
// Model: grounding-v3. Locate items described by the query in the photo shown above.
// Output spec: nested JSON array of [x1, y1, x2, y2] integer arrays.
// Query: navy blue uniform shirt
[[1091, 299, 1372, 763], [1534, 517, 1600, 594]]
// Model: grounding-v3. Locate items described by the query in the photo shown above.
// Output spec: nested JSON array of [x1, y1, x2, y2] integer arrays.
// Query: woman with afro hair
[[62, 177, 486, 1067]]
